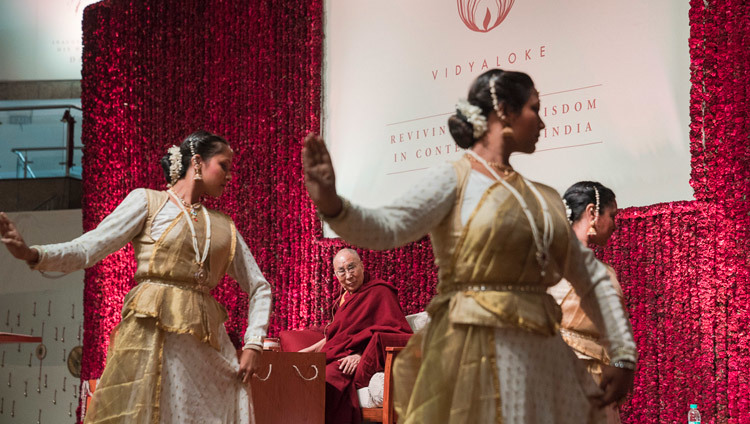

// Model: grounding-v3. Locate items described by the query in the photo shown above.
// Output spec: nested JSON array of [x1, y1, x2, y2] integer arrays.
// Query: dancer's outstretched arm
[[1, 190, 147, 273]]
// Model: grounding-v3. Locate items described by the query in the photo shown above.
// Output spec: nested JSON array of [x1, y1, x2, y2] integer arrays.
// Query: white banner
[[323, 0, 691, 209], [0, 0, 100, 81]]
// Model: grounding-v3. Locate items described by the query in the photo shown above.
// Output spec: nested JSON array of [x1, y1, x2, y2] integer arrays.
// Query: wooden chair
[[361, 346, 403, 424], [278, 323, 421, 424]]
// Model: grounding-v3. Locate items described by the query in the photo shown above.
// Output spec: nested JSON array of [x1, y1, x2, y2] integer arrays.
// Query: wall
[[0, 209, 85, 423]]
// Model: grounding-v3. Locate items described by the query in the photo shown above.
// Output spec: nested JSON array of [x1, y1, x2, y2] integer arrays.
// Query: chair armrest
[[383, 347, 403, 424], [354, 332, 412, 389]]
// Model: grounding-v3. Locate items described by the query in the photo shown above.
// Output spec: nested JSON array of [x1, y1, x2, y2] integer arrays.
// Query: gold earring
[[498, 114, 514, 137], [193, 164, 203, 181], [587, 220, 597, 236]]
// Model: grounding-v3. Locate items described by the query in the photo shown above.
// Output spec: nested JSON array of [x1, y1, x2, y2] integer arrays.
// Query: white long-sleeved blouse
[[325, 162, 637, 364], [30, 189, 272, 350]]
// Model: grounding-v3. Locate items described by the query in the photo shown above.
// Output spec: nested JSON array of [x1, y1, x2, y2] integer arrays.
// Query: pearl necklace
[[466, 151, 554, 276], [466, 153, 514, 177], [170, 191, 202, 222], [167, 189, 212, 285]]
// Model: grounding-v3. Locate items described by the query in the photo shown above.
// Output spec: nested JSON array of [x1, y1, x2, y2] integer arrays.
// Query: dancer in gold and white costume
[[1, 130, 272, 423], [549, 181, 630, 424], [302, 69, 637, 423]]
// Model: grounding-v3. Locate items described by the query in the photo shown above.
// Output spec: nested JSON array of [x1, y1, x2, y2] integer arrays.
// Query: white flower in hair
[[167, 145, 182, 187], [562, 199, 573, 224], [456, 99, 488, 139]]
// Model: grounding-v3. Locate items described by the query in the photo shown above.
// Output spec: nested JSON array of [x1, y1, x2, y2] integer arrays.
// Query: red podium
[[250, 351, 325, 424]]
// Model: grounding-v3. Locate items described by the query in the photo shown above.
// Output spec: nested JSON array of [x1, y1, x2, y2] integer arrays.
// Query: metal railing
[[1, 104, 83, 180], [12, 146, 84, 179], [0, 104, 82, 112]]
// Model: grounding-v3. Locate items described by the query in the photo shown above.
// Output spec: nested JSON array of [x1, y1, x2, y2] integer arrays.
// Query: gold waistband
[[138, 278, 211, 294], [558, 327, 608, 363], [441, 283, 548, 294], [559, 327, 599, 342]]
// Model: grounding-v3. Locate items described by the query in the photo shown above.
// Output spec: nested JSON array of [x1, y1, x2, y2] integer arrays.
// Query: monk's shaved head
[[333, 248, 360, 265], [333, 248, 364, 293]]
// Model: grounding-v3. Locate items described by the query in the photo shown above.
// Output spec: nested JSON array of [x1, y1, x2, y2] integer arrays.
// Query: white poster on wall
[[0, 0, 100, 81], [323, 0, 692, 210]]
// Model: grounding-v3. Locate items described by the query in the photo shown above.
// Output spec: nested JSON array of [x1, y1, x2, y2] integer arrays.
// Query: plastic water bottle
[[688, 404, 701, 424]]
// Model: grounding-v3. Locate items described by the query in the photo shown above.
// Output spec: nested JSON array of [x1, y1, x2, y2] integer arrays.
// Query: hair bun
[[448, 115, 475, 149]]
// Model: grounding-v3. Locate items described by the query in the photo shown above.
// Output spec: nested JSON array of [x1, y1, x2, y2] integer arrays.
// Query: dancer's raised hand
[[302, 133, 342, 216], [0, 212, 38, 263]]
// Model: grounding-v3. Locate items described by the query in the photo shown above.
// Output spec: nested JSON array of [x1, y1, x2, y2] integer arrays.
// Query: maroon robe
[[322, 275, 412, 424]]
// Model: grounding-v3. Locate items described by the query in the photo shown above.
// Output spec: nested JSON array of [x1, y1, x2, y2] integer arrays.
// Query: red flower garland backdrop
[[79, 0, 748, 422]]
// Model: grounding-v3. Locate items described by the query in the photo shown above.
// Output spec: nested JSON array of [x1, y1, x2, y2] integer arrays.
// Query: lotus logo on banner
[[457, 0, 515, 33]]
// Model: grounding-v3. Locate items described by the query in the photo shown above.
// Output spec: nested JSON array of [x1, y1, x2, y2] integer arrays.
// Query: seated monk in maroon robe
[[300, 248, 412, 424]]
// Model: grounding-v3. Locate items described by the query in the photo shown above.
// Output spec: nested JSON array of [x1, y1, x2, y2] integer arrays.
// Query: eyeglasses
[[334, 262, 360, 277]]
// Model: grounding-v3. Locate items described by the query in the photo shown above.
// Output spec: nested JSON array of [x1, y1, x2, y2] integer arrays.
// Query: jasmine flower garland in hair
[[167, 145, 182, 187], [562, 199, 573, 224], [456, 99, 488, 140]]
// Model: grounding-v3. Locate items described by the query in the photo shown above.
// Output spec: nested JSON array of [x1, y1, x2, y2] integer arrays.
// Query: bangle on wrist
[[242, 344, 262, 352], [25, 247, 41, 267], [318, 197, 350, 222], [611, 360, 636, 370]]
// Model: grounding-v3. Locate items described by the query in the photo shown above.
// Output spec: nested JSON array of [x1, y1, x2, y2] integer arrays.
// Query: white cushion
[[368, 372, 385, 406], [357, 371, 386, 408], [405, 311, 430, 332], [357, 387, 377, 408]]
